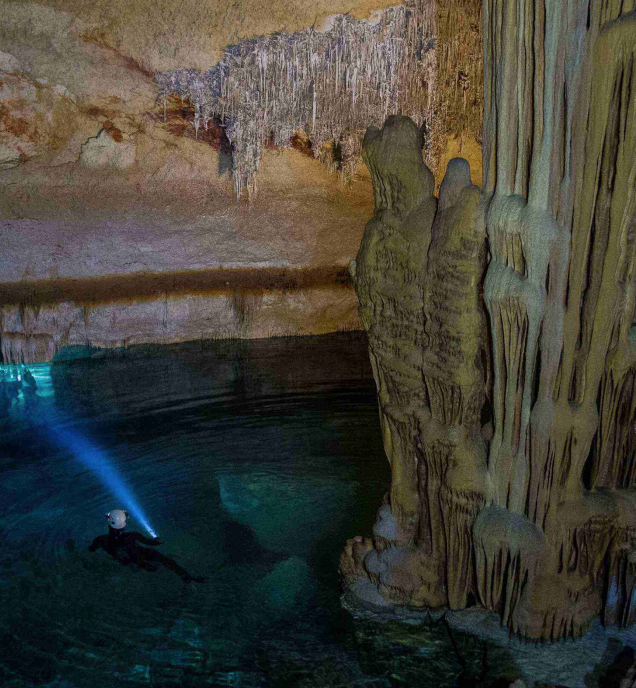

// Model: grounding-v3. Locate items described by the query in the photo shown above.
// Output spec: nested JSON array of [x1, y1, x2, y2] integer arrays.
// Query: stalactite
[[155, 1, 447, 198], [1, 332, 56, 365]]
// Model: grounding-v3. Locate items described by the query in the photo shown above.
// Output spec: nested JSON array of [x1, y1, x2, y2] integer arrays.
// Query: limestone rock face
[[342, 0, 636, 641], [0, 0, 395, 360], [0, 0, 483, 360]]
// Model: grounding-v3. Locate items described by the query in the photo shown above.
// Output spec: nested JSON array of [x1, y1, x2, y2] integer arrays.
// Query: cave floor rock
[[342, 590, 636, 688]]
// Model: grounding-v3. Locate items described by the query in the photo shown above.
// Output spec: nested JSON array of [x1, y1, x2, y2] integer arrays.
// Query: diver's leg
[[144, 549, 204, 583], [134, 546, 158, 571]]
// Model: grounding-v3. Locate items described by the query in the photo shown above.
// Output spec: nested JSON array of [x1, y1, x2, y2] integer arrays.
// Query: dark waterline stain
[[0, 265, 354, 308]]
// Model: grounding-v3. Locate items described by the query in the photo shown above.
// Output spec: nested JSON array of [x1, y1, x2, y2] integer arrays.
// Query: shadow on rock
[[221, 519, 288, 569]]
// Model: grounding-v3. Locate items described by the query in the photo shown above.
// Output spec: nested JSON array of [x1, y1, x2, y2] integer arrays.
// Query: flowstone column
[[341, 0, 636, 641], [342, 115, 490, 609], [479, 0, 636, 639]]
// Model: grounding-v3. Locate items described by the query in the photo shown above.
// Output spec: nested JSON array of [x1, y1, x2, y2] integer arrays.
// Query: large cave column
[[558, 8, 636, 632], [344, 0, 636, 643], [481, 0, 636, 638], [343, 115, 489, 609]]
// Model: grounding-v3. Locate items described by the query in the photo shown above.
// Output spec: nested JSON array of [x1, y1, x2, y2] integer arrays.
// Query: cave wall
[[341, 0, 636, 641], [0, 0, 482, 362]]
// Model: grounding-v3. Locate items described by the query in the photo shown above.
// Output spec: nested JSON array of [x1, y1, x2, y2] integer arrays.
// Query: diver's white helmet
[[106, 509, 129, 529]]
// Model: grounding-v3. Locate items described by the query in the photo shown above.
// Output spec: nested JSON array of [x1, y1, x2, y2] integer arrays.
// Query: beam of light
[[44, 421, 158, 538], [2, 363, 157, 538]]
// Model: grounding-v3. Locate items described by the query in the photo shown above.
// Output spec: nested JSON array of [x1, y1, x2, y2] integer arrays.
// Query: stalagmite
[[341, 0, 636, 641]]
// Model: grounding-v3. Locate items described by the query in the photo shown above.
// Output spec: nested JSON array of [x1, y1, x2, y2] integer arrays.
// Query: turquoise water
[[0, 334, 391, 688], [3, 333, 626, 688]]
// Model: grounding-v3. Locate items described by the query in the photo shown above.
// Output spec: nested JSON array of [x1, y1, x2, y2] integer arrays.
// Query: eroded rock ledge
[[0, 266, 359, 363], [0, 0, 484, 361], [341, 0, 636, 642]]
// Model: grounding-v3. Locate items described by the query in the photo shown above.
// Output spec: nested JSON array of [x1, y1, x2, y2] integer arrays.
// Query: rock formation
[[155, 2, 437, 198], [154, 0, 483, 199], [342, 0, 636, 641], [0, 0, 482, 362]]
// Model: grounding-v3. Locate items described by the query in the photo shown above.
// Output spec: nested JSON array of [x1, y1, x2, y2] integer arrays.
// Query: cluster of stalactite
[[341, 0, 636, 642], [155, 1, 437, 198]]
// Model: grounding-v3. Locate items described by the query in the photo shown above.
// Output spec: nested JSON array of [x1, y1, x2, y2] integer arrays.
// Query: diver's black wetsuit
[[89, 527, 205, 583]]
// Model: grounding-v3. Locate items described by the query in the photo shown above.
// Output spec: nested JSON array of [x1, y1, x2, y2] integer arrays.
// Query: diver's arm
[[132, 533, 163, 546]]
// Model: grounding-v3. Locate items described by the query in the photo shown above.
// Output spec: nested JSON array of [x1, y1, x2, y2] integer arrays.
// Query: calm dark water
[[0, 333, 391, 688], [4, 333, 623, 688]]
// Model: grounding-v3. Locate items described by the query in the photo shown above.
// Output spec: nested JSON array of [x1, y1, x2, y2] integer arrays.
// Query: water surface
[[0, 333, 390, 687]]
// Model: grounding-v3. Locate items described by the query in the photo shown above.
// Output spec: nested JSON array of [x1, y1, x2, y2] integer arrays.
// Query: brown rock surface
[[341, 0, 636, 642], [0, 0, 482, 360], [21, 0, 396, 73], [0, 0, 380, 359]]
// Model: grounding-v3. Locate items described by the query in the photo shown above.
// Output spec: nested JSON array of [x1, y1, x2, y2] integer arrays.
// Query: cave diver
[[89, 509, 205, 584]]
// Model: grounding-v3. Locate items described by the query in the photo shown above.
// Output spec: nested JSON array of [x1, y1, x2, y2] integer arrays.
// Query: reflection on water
[[0, 334, 393, 687]]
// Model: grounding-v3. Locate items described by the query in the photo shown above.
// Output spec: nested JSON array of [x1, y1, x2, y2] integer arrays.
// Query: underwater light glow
[[2, 363, 157, 536], [46, 422, 158, 538]]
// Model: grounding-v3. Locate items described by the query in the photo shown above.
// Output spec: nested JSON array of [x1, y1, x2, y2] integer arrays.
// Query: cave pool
[[5, 332, 636, 688], [0, 332, 400, 688]]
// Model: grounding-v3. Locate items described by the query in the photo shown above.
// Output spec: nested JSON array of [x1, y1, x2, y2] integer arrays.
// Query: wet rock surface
[[342, 591, 636, 688]]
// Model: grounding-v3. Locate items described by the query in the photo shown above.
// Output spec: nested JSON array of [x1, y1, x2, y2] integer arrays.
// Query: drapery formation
[[154, 0, 483, 199], [341, 0, 636, 641], [155, 3, 437, 198]]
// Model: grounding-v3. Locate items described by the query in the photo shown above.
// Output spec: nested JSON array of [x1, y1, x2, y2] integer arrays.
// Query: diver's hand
[[149, 538, 163, 546]]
